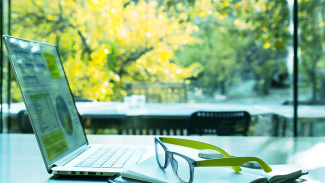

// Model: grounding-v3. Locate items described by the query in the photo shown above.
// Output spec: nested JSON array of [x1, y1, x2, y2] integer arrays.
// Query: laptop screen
[[3, 36, 88, 168]]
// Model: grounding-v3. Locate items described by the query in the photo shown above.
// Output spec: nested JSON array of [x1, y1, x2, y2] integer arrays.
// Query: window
[[2, 0, 324, 137], [298, 0, 325, 136]]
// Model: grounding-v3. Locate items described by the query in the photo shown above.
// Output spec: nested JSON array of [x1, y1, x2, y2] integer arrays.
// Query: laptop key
[[81, 164, 92, 168], [101, 164, 113, 168], [112, 163, 125, 168], [91, 164, 102, 168]]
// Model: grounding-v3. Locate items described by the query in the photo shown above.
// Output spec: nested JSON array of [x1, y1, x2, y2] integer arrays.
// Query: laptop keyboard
[[74, 147, 145, 169]]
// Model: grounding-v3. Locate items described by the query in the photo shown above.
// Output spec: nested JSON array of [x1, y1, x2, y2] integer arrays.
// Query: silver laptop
[[3, 35, 151, 176]]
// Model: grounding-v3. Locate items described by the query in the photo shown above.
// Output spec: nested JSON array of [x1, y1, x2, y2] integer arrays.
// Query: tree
[[234, 0, 290, 95], [11, 0, 202, 102], [176, 0, 290, 97], [176, 15, 247, 96], [11, 0, 293, 103], [299, 0, 325, 102]]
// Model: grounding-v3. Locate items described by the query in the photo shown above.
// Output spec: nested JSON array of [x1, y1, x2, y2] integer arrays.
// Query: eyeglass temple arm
[[196, 157, 272, 173], [159, 137, 242, 172]]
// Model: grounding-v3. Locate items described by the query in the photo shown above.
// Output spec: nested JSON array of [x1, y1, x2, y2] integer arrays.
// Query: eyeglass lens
[[155, 140, 167, 168], [171, 154, 191, 183]]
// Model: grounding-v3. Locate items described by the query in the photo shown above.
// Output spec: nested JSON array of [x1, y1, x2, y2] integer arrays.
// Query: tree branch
[[77, 30, 92, 60], [117, 46, 154, 77]]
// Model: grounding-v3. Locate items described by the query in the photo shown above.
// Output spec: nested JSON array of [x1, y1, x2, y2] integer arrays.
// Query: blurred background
[[1, 0, 325, 137]]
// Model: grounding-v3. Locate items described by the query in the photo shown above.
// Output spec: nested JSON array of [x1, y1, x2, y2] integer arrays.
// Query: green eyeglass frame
[[154, 137, 272, 183]]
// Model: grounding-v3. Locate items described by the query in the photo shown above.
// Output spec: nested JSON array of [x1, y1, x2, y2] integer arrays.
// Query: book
[[121, 156, 307, 183]]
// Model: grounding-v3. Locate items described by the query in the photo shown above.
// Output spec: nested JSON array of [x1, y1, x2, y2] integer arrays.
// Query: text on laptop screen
[[4, 36, 87, 167]]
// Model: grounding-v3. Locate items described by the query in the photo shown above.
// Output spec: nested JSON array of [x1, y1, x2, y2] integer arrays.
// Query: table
[[270, 105, 325, 136], [4, 102, 325, 136], [5, 102, 272, 118], [4, 102, 274, 135], [1, 134, 325, 182], [5, 102, 325, 119]]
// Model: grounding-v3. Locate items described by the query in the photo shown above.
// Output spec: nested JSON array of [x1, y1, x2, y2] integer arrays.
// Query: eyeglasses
[[154, 137, 272, 183]]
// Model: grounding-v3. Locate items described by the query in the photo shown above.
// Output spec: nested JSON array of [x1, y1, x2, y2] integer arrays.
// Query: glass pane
[[298, 0, 325, 136], [9, 0, 294, 136]]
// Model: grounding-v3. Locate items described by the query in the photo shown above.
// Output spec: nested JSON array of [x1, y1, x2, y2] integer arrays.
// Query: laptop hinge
[[50, 144, 89, 170], [48, 164, 56, 174]]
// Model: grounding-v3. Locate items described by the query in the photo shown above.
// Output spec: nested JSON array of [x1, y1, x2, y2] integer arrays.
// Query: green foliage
[[175, 0, 290, 96], [10, 0, 298, 102], [12, 0, 201, 101], [176, 15, 247, 95], [299, 0, 325, 100]]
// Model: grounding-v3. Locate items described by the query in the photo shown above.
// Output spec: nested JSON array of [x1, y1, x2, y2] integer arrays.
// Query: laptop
[[3, 35, 151, 176]]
